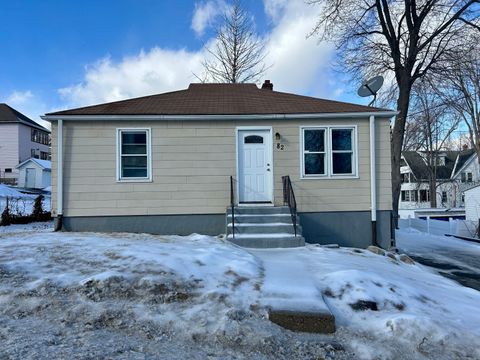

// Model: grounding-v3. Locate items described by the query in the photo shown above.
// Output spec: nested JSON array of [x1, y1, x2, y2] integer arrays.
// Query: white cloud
[[191, 1, 226, 37], [59, 47, 209, 107], [263, 0, 289, 22], [59, 0, 338, 108], [262, 0, 335, 96], [5, 90, 34, 105]]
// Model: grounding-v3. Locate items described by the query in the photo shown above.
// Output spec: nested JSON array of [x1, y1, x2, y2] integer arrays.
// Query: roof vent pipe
[[261, 80, 273, 90]]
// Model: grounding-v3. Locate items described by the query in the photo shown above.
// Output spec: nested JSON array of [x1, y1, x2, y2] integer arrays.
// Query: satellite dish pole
[[357, 76, 384, 107]]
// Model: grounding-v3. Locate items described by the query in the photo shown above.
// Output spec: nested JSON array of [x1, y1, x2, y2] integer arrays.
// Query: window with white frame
[[461, 172, 473, 183], [419, 189, 429, 202], [301, 126, 356, 178], [117, 129, 151, 181], [441, 191, 447, 203], [401, 173, 414, 183], [410, 190, 418, 202]]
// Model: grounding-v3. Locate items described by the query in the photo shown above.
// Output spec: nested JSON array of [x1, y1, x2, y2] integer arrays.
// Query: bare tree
[[436, 38, 480, 163], [199, 0, 268, 83], [307, 0, 480, 224], [410, 82, 460, 207], [403, 117, 425, 151]]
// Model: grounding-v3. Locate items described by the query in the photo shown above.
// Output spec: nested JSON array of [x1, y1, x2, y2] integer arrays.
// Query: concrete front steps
[[226, 206, 305, 248]]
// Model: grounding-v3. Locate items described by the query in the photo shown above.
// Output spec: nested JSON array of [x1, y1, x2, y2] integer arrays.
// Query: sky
[[0, 0, 369, 129]]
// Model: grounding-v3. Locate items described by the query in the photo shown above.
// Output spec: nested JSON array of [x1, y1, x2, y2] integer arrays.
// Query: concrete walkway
[[249, 248, 335, 333]]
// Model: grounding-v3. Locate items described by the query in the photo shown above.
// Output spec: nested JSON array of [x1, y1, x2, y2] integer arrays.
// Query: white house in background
[[451, 150, 480, 204], [464, 184, 480, 222], [0, 104, 51, 184], [16, 158, 51, 189], [399, 149, 477, 214]]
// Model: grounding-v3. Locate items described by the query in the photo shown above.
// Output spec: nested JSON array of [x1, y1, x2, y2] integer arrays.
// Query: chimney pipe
[[262, 80, 273, 90]]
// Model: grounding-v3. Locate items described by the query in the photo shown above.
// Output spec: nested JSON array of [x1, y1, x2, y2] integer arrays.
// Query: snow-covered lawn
[[1, 225, 479, 359], [397, 227, 480, 272], [397, 227, 480, 290], [0, 221, 53, 233], [254, 246, 480, 359]]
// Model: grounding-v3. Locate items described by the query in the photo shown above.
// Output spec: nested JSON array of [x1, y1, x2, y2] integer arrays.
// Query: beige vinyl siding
[[51, 118, 392, 217]]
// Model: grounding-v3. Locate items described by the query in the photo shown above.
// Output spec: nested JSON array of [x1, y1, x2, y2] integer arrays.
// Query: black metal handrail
[[282, 175, 298, 237], [230, 176, 235, 239]]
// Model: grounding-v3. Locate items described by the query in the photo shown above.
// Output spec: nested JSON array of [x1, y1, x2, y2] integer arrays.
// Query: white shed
[[464, 184, 480, 222], [16, 158, 51, 189]]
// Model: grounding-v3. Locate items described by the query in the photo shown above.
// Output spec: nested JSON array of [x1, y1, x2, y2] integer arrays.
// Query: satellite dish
[[357, 75, 384, 106]]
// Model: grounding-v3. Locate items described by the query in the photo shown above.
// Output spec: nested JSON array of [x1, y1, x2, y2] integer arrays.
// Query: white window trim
[[116, 128, 152, 183], [300, 125, 359, 179]]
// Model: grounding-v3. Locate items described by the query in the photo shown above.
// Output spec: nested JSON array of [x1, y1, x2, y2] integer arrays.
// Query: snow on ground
[[0, 184, 31, 198], [0, 227, 345, 359], [252, 246, 480, 359], [1, 225, 479, 359], [397, 227, 480, 273], [0, 221, 53, 233], [253, 249, 331, 314]]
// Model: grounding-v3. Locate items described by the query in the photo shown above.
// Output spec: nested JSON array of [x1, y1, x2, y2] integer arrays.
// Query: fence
[[0, 178, 16, 185], [0, 196, 35, 216], [399, 216, 479, 238]]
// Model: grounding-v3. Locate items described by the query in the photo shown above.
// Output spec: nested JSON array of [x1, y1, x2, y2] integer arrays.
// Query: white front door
[[25, 168, 36, 188], [238, 129, 272, 203]]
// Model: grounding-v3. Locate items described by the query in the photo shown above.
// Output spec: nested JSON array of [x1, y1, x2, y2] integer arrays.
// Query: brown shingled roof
[[0, 103, 50, 131], [46, 83, 391, 116]]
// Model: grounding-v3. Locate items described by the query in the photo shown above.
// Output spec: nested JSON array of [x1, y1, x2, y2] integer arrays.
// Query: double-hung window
[[303, 128, 326, 176], [117, 128, 151, 182], [301, 126, 357, 178]]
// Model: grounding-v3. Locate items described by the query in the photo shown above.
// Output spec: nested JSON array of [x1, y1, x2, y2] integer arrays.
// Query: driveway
[[396, 228, 480, 291]]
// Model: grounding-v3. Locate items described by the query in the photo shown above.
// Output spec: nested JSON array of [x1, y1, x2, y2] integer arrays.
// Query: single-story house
[[16, 158, 51, 189], [42, 81, 395, 248]]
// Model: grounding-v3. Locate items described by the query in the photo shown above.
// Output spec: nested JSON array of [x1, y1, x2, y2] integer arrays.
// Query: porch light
[[275, 132, 281, 140]]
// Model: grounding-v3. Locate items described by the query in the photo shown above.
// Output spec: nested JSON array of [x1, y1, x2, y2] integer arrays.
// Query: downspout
[[54, 119, 63, 231], [369, 115, 377, 246]]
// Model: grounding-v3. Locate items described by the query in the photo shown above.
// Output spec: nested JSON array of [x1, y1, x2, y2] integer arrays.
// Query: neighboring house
[[0, 104, 51, 184], [400, 149, 477, 212], [451, 150, 480, 205], [16, 158, 51, 189], [464, 184, 480, 222], [42, 82, 396, 248]]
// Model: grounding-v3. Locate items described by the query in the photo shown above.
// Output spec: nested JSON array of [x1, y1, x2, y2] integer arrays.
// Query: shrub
[[32, 195, 45, 221], [1, 197, 12, 226], [1, 195, 52, 226]]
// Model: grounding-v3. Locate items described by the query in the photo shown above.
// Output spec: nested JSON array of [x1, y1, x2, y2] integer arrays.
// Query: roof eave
[[16, 158, 51, 170], [42, 111, 398, 121], [19, 119, 51, 132], [401, 155, 422, 180], [451, 152, 477, 179], [0, 119, 50, 132]]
